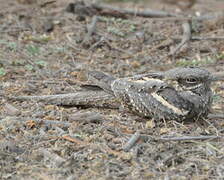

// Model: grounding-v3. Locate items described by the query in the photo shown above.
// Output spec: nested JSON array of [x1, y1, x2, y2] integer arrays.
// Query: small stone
[[43, 19, 54, 32], [146, 120, 155, 128], [4, 103, 21, 116]]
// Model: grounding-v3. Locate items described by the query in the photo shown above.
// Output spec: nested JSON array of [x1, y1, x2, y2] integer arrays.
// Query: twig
[[208, 113, 224, 119], [8, 90, 119, 108], [191, 36, 224, 41], [91, 3, 178, 18], [172, 36, 224, 41], [148, 39, 174, 54], [61, 135, 84, 145], [123, 131, 141, 152], [103, 38, 133, 56], [196, 11, 224, 21], [0, 116, 71, 128], [81, 15, 99, 45], [169, 20, 192, 56], [157, 135, 222, 141], [39, 0, 56, 8], [144, 11, 224, 21], [140, 134, 222, 142], [0, 28, 31, 33], [88, 36, 105, 50]]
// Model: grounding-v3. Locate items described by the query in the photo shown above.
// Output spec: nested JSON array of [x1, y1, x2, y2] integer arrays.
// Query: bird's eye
[[185, 78, 197, 84]]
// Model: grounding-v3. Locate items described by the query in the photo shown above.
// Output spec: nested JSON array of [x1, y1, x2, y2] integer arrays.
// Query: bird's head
[[164, 67, 215, 95]]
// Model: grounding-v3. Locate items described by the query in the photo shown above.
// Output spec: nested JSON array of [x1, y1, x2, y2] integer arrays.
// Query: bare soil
[[0, 0, 224, 179]]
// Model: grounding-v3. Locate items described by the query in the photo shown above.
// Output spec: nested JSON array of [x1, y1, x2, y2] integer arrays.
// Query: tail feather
[[88, 71, 116, 95]]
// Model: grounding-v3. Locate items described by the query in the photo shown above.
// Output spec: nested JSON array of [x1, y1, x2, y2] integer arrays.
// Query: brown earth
[[0, 0, 224, 179]]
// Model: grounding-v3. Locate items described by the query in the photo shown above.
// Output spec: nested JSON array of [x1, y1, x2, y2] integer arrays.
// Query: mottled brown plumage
[[88, 67, 215, 121]]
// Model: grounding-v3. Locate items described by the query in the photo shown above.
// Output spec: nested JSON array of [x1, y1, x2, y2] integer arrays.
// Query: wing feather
[[112, 77, 191, 120]]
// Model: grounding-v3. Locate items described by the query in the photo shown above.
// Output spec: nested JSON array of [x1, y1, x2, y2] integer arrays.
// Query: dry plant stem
[[208, 113, 224, 119], [81, 15, 98, 44], [88, 36, 105, 50], [91, 3, 178, 18], [191, 36, 224, 41], [169, 20, 192, 56], [0, 116, 71, 127], [9, 90, 118, 108], [140, 134, 222, 142], [61, 135, 84, 145], [123, 131, 141, 152], [142, 11, 224, 21], [0, 28, 30, 33], [197, 11, 224, 21], [172, 36, 224, 41], [39, 0, 56, 8], [103, 38, 133, 56]]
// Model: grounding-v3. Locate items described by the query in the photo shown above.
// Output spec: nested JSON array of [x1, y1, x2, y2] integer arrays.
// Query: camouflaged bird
[[88, 67, 215, 121]]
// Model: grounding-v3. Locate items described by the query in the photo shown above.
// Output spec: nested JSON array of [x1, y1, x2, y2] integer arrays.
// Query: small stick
[[61, 135, 84, 145], [88, 36, 105, 50], [140, 134, 222, 142], [144, 11, 224, 21], [82, 15, 99, 45], [123, 131, 141, 152], [169, 20, 192, 56], [208, 113, 224, 119], [191, 36, 224, 41], [171, 36, 224, 41], [0, 28, 30, 33], [91, 3, 178, 18], [157, 135, 222, 141], [0, 116, 71, 128]]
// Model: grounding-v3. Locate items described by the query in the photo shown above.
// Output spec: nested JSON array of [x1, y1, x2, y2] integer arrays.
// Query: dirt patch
[[0, 0, 224, 179]]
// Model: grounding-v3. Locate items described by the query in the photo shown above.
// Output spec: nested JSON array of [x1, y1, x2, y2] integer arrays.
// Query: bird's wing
[[87, 71, 164, 94], [111, 76, 191, 119], [128, 72, 164, 81], [88, 71, 116, 95]]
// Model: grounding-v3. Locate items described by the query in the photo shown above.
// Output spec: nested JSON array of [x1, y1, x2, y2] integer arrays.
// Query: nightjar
[[88, 67, 215, 121]]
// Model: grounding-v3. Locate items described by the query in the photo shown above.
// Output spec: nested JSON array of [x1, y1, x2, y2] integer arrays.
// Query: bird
[[88, 67, 215, 121]]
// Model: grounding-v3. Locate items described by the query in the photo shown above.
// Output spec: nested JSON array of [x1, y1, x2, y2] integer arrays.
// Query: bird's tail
[[88, 71, 116, 95]]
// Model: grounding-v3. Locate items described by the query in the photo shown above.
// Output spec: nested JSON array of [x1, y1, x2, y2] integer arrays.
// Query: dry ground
[[0, 0, 224, 179]]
